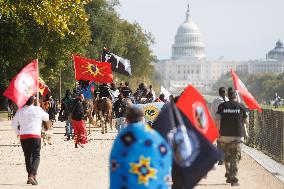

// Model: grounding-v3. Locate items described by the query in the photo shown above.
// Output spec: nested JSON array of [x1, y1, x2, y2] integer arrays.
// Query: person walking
[[216, 87, 249, 186], [11, 96, 49, 185], [211, 87, 229, 165], [113, 94, 127, 132], [59, 89, 74, 140], [71, 93, 88, 148]]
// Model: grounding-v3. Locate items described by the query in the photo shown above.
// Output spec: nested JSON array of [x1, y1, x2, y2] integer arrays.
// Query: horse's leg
[[105, 121, 108, 134], [104, 112, 108, 134], [109, 111, 113, 131], [100, 111, 105, 134], [88, 121, 91, 135]]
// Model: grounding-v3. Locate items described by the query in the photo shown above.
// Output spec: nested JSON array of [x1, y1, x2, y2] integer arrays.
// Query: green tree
[[0, 0, 158, 109], [0, 0, 89, 36]]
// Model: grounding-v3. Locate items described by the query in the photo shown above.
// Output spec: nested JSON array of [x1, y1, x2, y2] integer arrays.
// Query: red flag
[[3, 60, 39, 108], [38, 77, 50, 97], [176, 85, 218, 143], [73, 55, 113, 83], [231, 69, 262, 112]]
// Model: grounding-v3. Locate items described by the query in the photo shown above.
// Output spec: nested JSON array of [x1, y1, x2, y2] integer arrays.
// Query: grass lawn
[[0, 111, 8, 121], [261, 105, 284, 111]]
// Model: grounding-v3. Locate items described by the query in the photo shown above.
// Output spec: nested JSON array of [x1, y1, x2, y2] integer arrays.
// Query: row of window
[[173, 48, 204, 56], [175, 36, 201, 44]]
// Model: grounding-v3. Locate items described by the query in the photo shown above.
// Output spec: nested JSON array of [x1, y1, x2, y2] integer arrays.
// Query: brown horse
[[95, 97, 113, 134], [82, 99, 96, 134]]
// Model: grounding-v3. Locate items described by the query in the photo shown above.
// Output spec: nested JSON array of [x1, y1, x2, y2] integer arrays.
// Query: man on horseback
[[134, 83, 148, 104], [98, 83, 111, 99], [96, 83, 113, 134], [143, 92, 154, 104], [155, 93, 168, 103], [121, 82, 132, 98], [77, 80, 96, 126]]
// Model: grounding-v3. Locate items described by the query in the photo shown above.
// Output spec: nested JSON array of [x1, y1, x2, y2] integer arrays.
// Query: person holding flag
[[216, 87, 249, 186], [11, 96, 49, 185], [3, 60, 51, 185], [77, 80, 96, 126]]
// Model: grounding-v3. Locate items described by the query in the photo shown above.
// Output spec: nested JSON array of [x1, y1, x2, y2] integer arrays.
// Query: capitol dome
[[267, 39, 284, 61], [172, 5, 205, 60]]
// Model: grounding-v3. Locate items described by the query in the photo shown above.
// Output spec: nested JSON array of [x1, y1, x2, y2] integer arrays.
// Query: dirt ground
[[0, 120, 283, 189]]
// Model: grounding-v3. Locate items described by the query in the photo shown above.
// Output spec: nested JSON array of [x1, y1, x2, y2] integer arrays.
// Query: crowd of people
[[8, 79, 249, 187], [53, 81, 174, 144]]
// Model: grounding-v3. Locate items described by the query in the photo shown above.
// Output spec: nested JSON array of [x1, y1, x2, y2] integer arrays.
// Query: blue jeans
[[66, 120, 73, 138], [116, 117, 125, 133]]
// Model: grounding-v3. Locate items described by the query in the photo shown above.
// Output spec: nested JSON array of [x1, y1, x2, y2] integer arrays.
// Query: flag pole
[[72, 55, 77, 90], [236, 90, 249, 138], [36, 59, 40, 106]]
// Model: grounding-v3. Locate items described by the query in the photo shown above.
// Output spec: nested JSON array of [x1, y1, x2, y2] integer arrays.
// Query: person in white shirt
[[12, 96, 49, 185], [211, 87, 229, 165], [109, 83, 120, 103]]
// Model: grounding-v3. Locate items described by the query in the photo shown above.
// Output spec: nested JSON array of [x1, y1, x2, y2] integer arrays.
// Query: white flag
[[160, 86, 171, 100]]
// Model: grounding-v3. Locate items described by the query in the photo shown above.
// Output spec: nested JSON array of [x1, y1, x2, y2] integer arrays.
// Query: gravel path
[[0, 120, 283, 189]]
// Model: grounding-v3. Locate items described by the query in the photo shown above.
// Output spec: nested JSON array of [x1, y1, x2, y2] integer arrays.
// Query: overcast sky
[[117, 0, 284, 61]]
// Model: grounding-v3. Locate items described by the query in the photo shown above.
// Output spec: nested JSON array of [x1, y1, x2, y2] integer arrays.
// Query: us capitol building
[[154, 6, 284, 95]]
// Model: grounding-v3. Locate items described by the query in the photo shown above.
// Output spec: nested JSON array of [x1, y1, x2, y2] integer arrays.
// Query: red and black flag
[[102, 47, 131, 76], [153, 103, 222, 188], [73, 55, 113, 83], [176, 85, 219, 143]]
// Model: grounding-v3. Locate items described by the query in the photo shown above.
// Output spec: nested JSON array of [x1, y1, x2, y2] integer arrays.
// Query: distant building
[[154, 5, 284, 95]]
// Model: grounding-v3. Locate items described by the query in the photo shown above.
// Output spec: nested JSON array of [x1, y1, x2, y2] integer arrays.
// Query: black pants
[[20, 138, 41, 176], [172, 164, 186, 189]]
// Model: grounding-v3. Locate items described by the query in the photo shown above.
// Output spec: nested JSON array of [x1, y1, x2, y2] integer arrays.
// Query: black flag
[[102, 47, 131, 76]]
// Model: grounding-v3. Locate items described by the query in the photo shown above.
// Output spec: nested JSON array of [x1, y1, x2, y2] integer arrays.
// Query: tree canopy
[[0, 0, 157, 109]]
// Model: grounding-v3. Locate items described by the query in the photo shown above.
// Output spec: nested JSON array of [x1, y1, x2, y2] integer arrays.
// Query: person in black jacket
[[98, 83, 110, 99], [121, 82, 132, 98], [71, 93, 88, 148], [216, 87, 249, 186], [113, 94, 127, 132], [59, 89, 74, 140]]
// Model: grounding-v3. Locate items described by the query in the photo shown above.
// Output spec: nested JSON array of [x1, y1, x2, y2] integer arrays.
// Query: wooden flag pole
[[36, 59, 40, 106], [59, 68, 62, 104], [236, 90, 249, 138]]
